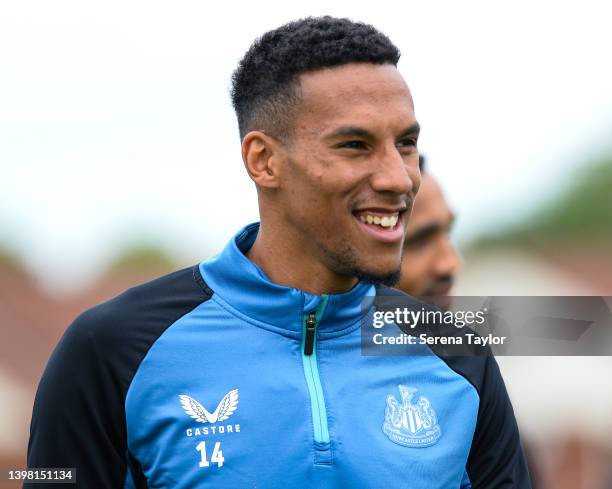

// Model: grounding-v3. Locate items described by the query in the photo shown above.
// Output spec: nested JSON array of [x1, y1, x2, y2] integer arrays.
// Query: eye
[[397, 138, 417, 150], [338, 140, 368, 150], [404, 228, 436, 250], [405, 234, 430, 250]]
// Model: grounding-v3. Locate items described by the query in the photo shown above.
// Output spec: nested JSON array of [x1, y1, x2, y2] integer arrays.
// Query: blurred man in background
[[397, 155, 461, 308]]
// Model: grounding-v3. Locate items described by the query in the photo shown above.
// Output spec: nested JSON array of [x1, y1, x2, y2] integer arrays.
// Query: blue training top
[[26, 222, 531, 488]]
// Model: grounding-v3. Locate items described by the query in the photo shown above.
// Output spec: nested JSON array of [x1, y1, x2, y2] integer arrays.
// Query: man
[[26, 17, 531, 488], [397, 155, 462, 309]]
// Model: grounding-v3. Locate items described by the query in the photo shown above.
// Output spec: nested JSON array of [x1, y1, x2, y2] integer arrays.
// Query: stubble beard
[[318, 240, 401, 287]]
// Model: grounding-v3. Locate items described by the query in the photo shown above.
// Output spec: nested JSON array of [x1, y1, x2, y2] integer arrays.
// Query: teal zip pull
[[304, 312, 316, 355]]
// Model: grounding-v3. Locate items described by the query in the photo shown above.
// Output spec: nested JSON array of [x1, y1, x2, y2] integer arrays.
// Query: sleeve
[[465, 356, 532, 489], [24, 266, 210, 489], [24, 309, 138, 489]]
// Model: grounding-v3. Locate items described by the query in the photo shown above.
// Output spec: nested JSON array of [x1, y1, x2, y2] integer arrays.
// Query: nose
[[434, 235, 462, 276], [369, 146, 419, 196]]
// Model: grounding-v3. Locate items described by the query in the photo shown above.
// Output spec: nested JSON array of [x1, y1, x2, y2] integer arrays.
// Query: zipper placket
[[301, 295, 332, 464]]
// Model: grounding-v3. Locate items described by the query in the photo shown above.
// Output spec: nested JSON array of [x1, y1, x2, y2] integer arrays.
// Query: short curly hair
[[231, 16, 401, 141]]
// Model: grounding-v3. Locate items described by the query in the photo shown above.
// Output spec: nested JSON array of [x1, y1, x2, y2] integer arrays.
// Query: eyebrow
[[396, 122, 421, 139], [404, 213, 456, 246], [404, 223, 439, 245], [324, 121, 421, 141]]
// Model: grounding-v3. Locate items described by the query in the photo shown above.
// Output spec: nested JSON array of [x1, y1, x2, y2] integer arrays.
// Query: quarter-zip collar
[[199, 222, 375, 334]]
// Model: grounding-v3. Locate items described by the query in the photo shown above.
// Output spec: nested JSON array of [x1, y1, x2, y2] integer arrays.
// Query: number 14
[[196, 441, 224, 468]]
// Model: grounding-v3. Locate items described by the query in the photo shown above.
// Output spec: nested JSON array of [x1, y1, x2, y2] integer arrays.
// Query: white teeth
[[360, 213, 399, 228]]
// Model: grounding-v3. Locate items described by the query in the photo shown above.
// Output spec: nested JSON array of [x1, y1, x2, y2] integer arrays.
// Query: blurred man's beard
[[421, 276, 455, 310], [319, 241, 401, 287]]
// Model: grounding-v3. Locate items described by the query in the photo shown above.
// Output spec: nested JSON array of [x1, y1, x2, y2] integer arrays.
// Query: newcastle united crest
[[382, 385, 442, 447]]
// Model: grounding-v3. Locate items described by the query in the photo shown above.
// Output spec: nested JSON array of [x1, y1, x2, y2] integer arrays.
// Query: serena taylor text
[[372, 333, 506, 347]]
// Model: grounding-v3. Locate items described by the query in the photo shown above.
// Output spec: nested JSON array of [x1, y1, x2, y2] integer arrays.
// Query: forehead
[[295, 63, 415, 132]]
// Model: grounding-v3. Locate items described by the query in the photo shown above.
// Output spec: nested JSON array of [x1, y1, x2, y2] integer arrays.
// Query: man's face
[[397, 174, 461, 308], [277, 63, 420, 284]]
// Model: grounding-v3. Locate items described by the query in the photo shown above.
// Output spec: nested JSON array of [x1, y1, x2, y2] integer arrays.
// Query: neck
[[246, 221, 358, 295]]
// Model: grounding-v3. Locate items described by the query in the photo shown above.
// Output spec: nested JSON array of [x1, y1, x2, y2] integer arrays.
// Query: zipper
[[304, 313, 316, 355], [301, 295, 332, 464]]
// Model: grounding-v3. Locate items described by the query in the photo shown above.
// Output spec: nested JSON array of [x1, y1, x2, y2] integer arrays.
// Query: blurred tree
[[472, 155, 612, 249], [105, 244, 178, 277], [0, 245, 26, 275], [528, 158, 612, 242]]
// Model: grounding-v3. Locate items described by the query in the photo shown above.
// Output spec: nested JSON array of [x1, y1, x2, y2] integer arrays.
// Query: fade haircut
[[231, 16, 401, 141]]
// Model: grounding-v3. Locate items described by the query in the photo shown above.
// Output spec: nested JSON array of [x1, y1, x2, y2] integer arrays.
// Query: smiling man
[[26, 17, 531, 489], [241, 61, 419, 293]]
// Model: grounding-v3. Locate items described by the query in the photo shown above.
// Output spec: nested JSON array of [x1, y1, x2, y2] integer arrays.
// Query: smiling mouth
[[353, 209, 405, 226], [352, 209, 406, 242], [358, 212, 399, 228]]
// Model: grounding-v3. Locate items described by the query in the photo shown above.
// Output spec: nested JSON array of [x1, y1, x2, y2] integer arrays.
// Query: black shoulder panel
[[25, 265, 212, 489]]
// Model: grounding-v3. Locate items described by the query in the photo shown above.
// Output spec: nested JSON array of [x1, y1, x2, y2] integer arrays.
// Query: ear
[[241, 131, 284, 189]]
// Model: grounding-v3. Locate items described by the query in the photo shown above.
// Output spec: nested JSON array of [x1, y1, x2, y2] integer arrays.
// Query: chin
[[353, 260, 402, 287], [321, 240, 402, 285], [362, 253, 401, 274]]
